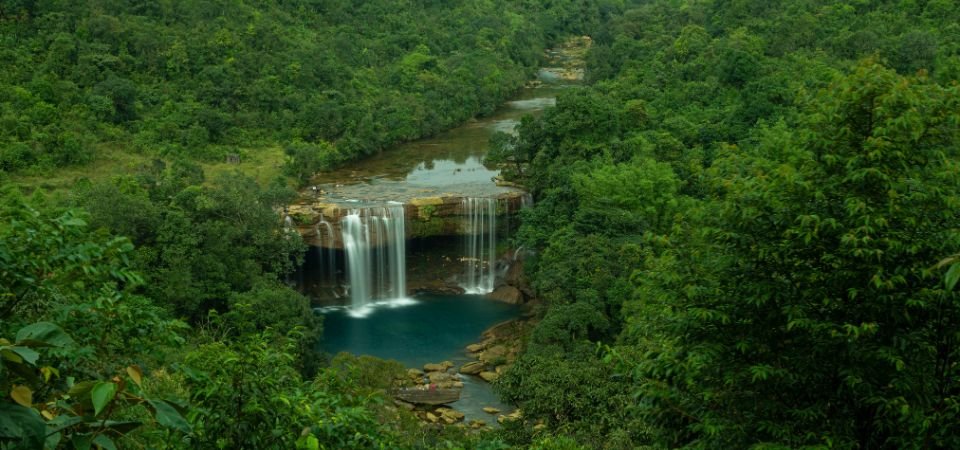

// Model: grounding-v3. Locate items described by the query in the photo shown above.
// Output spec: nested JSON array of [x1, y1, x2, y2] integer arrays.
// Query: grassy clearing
[[8, 143, 151, 194], [202, 146, 288, 187], [8, 144, 291, 194]]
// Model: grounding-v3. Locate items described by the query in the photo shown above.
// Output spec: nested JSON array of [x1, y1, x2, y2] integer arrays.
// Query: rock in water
[[479, 371, 499, 382], [428, 371, 454, 384], [395, 387, 461, 405], [423, 363, 446, 372], [466, 343, 486, 353], [437, 408, 465, 423], [488, 285, 524, 304], [459, 361, 485, 375], [483, 407, 500, 414]]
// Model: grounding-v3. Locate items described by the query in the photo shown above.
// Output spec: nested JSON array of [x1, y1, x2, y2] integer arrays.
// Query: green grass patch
[[201, 146, 289, 187], [9, 144, 292, 194]]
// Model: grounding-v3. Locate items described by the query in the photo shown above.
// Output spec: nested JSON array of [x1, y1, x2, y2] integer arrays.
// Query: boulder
[[440, 360, 454, 370], [466, 343, 486, 353], [426, 412, 439, 423], [407, 368, 424, 378], [428, 371, 454, 384], [482, 407, 500, 414], [452, 381, 464, 388], [469, 419, 487, 429], [479, 371, 499, 382], [497, 409, 522, 424], [423, 363, 446, 372], [437, 408, 465, 423], [445, 411, 465, 422], [459, 361, 485, 375], [396, 386, 461, 405], [488, 285, 524, 305]]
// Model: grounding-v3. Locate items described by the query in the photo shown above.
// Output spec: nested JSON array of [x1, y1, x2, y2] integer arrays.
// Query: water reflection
[[306, 86, 566, 204]]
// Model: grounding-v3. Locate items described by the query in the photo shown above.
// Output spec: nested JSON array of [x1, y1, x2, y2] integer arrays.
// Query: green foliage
[[0, 192, 191, 448], [0, 0, 593, 180], [183, 329, 400, 449], [77, 168, 305, 322], [224, 283, 322, 375], [502, 1, 960, 448], [283, 140, 342, 184]]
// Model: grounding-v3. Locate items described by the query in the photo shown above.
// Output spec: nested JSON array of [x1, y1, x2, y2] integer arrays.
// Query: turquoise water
[[319, 294, 519, 422]]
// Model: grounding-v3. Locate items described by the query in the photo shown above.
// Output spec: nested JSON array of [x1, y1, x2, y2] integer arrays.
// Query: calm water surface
[[307, 85, 567, 203], [319, 294, 519, 422]]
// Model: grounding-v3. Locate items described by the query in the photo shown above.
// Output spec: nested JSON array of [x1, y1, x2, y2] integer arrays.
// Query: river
[[302, 62, 579, 424]]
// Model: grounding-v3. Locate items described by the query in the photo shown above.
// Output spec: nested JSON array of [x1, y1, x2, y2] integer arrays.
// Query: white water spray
[[340, 204, 408, 311], [461, 197, 498, 294]]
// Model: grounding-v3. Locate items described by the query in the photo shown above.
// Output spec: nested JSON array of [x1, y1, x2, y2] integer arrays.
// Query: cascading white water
[[340, 204, 407, 310], [461, 197, 498, 294], [521, 193, 533, 209], [316, 218, 337, 284]]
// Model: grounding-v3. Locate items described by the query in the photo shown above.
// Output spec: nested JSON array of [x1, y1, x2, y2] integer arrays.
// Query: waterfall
[[521, 193, 533, 209], [461, 197, 498, 294], [340, 204, 407, 310], [316, 218, 337, 283]]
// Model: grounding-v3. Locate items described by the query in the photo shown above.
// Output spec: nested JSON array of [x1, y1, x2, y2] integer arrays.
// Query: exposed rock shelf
[[286, 191, 530, 248]]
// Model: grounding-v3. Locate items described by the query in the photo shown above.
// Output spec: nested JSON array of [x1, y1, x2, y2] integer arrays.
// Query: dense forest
[[493, 0, 960, 448], [0, 0, 607, 182], [2, 0, 960, 449]]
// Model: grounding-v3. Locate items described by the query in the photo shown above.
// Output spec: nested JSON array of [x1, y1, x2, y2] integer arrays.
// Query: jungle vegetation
[[3, 0, 960, 449]]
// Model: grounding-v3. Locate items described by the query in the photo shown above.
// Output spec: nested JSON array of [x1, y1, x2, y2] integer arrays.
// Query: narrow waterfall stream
[[461, 197, 498, 294]]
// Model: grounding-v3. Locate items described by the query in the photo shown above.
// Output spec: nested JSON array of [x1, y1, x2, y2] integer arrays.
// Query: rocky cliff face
[[286, 191, 530, 248]]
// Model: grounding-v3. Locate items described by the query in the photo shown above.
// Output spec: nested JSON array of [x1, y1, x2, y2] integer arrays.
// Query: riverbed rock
[[423, 363, 446, 372], [428, 371, 454, 384], [479, 371, 499, 382], [482, 407, 500, 414], [441, 360, 454, 370], [436, 408, 465, 424], [469, 419, 487, 429], [426, 412, 439, 423], [488, 285, 524, 305], [459, 361, 485, 375], [497, 410, 522, 424], [466, 343, 486, 353], [396, 386, 461, 405], [407, 368, 424, 378]]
